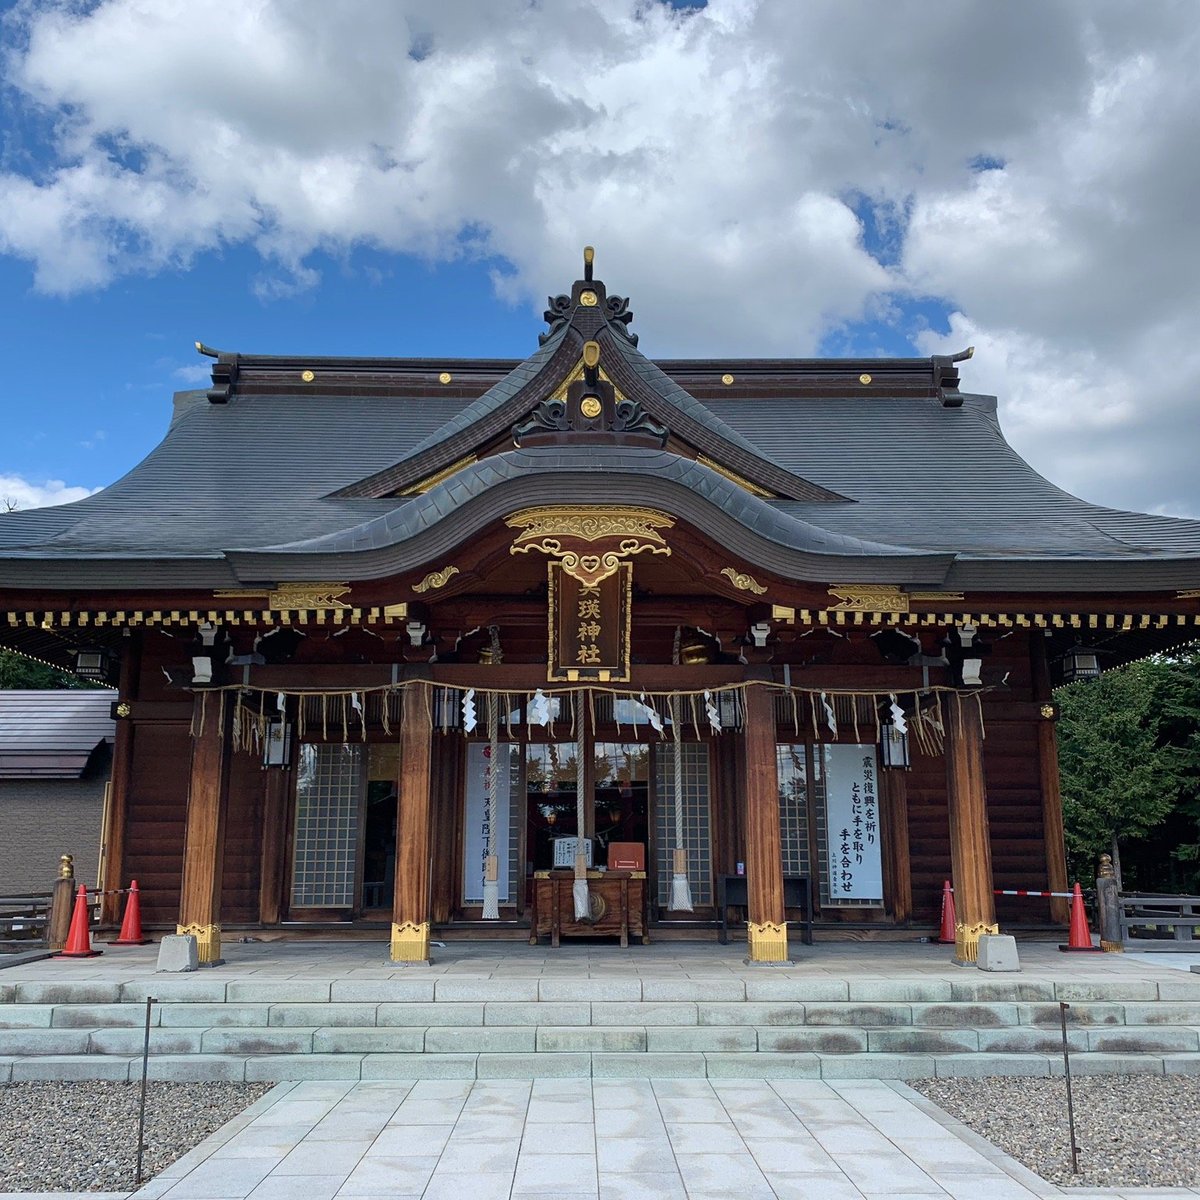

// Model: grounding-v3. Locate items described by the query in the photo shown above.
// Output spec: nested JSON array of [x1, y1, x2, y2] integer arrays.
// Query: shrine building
[[3, 249, 1199, 967]]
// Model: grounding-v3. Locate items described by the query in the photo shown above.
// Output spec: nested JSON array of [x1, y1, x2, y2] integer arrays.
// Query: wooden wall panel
[[221, 749, 267, 923]]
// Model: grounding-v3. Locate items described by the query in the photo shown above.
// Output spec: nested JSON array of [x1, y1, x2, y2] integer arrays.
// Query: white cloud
[[0, 474, 99, 510], [0, 1, 1198, 514], [171, 363, 212, 385]]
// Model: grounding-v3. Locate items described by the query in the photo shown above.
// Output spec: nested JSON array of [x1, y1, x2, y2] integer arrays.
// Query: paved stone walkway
[[4, 1077, 1167, 1200]]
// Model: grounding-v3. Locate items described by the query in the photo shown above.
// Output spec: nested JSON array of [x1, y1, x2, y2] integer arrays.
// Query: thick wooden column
[[391, 688, 434, 962], [100, 635, 140, 924], [1031, 634, 1071, 924], [944, 692, 997, 963], [177, 691, 231, 964], [741, 681, 788, 962]]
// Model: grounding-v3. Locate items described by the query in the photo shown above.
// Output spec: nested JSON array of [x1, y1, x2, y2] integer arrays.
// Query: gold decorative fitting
[[579, 289, 598, 307], [412, 566, 460, 594], [390, 920, 431, 962], [1177, 589, 1200, 599], [176, 922, 222, 963], [1098, 853, 1116, 879], [382, 602, 408, 619], [695, 455, 774, 498], [828, 585, 910, 613], [582, 340, 601, 368], [399, 454, 478, 497], [772, 605, 796, 623], [551, 359, 627, 405], [301, 370, 315, 383], [721, 373, 734, 386], [720, 567, 767, 595], [859, 373, 872, 385], [954, 920, 999, 964], [580, 396, 603, 418], [116, 702, 132, 718], [909, 591, 965, 602], [1040, 703, 1056, 719], [746, 920, 789, 963], [438, 372, 452, 384], [58, 854, 74, 880], [268, 583, 351, 611]]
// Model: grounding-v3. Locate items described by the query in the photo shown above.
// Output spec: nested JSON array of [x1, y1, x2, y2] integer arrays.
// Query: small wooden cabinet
[[530, 870, 649, 947]]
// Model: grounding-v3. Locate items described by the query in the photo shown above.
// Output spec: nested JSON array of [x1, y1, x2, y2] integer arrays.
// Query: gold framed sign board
[[548, 561, 632, 682]]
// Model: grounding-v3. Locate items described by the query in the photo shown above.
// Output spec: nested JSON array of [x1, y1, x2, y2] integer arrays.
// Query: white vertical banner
[[462, 742, 513, 904], [823, 744, 883, 903]]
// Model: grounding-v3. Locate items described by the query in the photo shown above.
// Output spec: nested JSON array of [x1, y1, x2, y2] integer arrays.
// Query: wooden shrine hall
[[3, 248, 1200, 968]]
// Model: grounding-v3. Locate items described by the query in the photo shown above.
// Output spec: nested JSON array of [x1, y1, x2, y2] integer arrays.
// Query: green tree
[[0, 648, 84, 689]]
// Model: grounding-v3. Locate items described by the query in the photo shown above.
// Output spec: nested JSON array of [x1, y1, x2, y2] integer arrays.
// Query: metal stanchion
[[1059, 1000, 1080, 1174], [135, 996, 156, 1186]]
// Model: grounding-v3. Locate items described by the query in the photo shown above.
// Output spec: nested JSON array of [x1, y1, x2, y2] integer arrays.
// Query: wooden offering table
[[530, 869, 649, 947]]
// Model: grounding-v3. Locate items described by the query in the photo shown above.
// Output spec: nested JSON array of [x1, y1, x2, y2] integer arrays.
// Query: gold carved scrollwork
[[746, 920, 789, 963], [412, 566, 460, 594], [720, 567, 767, 595], [176, 922, 222, 964], [954, 921, 999, 964], [827, 585, 910, 613], [390, 920, 431, 963]]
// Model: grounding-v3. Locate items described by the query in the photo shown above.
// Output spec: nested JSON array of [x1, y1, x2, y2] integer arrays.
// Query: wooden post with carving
[[177, 691, 231, 965], [944, 692, 998, 963], [391, 686, 434, 963], [741, 680, 788, 962]]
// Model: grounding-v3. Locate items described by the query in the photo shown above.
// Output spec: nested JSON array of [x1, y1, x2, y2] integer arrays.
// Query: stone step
[[2, 1049, 1199, 1083]]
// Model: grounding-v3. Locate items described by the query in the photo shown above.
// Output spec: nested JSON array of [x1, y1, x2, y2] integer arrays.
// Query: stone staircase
[[2, 973, 1199, 1082]]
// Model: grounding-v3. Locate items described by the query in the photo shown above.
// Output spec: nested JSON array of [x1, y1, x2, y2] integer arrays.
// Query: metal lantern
[[1062, 645, 1102, 684], [717, 689, 742, 730], [73, 648, 112, 682], [880, 721, 911, 770], [262, 716, 293, 768], [433, 687, 462, 731]]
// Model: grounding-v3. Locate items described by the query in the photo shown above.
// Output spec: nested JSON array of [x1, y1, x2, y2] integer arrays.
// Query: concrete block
[[330, 979, 436, 1003], [847, 980, 953, 1003], [313, 1027, 424, 1054], [11, 1054, 132, 1081], [697, 1002, 805, 1027], [378, 1002, 484, 1027], [0, 1057, 11, 1082], [159, 1003, 270, 1028], [802, 1003, 912, 1027], [866, 1028, 979, 1053], [434, 979, 538, 1002], [0, 1028, 90, 1055], [705, 1052, 820, 1079], [89, 1028, 204, 1055], [155, 935, 198, 973], [537, 978, 642, 1001], [976, 1028, 1086, 1054], [1067, 1053, 1165, 1076], [244, 1054, 363, 1081], [932, 1054, 1053, 1078], [485, 1001, 587, 1026], [640, 980, 746, 1002], [742, 979, 849, 1002], [910, 1002, 1018, 1027], [53, 1003, 161, 1029], [476, 1053, 591, 1079], [1123, 1001, 1200, 1025], [0, 1005, 55, 1028], [976, 934, 1020, 972], [0, 983, 14, 1003], [1087, 1026, 1200, 1053], [201, 1027, 315, 1054], [1054, 980, 1159, 1002], [14, 982, 120, 1005], [269, 1002, 378, 1027], [1155, 976, 1200, 1000], [647, 1026, 756, 1053], [592, 1002, 697, 1026], [592, 1052, 705, 1078], [1162, 1053, 1200, 1075], [360, 1053, 478, 1079], [1017, 1001, 1125, 1026], [758, 1028, 868, 1054], [817, 1053, 937, 1080], [144, 1055, 247, 1082], [537, 1027, 646, 1053], [949, 979, 1053, 1002], [426, 1027, 536, 1053], [122, 978, 228, 1003], [226, 980, 332, 1003]]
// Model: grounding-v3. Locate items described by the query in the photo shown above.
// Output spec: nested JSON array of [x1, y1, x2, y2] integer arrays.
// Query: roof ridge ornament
[[540, 246, 638, 347]]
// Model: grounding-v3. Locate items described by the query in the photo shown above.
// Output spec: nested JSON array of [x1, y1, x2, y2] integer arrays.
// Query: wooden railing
[[0, 892, 52, 952], [1117, 893, 1200, 950]]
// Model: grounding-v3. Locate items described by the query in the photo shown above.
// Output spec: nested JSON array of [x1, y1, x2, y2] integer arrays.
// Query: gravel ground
[[910, 1074, 1200, 1189], [0, 1080, 271, 1194]]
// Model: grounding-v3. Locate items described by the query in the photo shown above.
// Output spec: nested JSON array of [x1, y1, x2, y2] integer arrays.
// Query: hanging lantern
[[716, 689, 742, 730], [433, 688, 462, 731], [1062, 645, 1102, 684], [879, 720, 910, 770], [262, 716, 293, 768], [73, 648, 113, 683]]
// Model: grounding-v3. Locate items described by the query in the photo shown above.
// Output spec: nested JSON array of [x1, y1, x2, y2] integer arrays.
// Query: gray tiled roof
[[0, 690, 114, 779]]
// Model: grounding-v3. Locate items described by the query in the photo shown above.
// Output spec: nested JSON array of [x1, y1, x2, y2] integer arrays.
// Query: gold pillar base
[[177, 922, 221, 964], [954, 921, 999, 964], [747, 920, 789, 963], [1100, 939, 1124, 953], [390, 920, 431, 963]]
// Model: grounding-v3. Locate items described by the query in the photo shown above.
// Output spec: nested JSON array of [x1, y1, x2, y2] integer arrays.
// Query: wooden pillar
[[258, 764, 292, 926], [884, 770, 913, 923], [100, 634, 140, 924], [177, 691, 231, 964], [741, 681, 788, 962], [391, 687, 434, 962], [944, 692, 997, 963], [1031, 634, 1071, 924]]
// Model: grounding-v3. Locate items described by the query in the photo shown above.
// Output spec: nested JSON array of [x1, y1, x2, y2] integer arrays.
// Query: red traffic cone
[[1060, 882, 1102, 952], [54, 884, 102, 959], [108, 880, 150, 946], [937, 880, 956, 944]]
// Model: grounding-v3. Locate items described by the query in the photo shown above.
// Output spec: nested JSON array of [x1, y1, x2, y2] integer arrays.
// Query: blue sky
[[1, 1, 1197, 517]]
